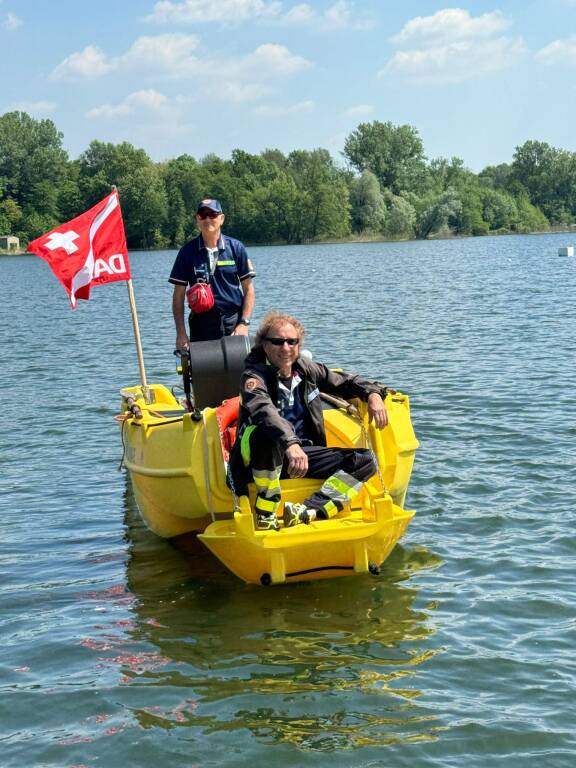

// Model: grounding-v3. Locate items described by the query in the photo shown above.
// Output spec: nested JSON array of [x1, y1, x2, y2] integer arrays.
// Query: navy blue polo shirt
[[169, 234, 255, 315]]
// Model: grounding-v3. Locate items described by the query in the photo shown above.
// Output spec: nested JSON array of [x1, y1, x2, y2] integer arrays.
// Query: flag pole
[[126, 277, 152, 403], [112, 186, 151, 404]]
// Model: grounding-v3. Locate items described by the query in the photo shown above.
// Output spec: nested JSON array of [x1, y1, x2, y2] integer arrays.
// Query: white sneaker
[[283, 502, 312, 528], [255, 513, 280, 531]]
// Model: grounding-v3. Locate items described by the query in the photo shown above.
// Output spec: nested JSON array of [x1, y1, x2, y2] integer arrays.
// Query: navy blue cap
[[197, 198, 223, 214]]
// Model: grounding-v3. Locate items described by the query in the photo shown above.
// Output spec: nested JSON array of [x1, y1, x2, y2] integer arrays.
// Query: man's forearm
[[172, 285, 187, 334], [240, 279, 255, 320]]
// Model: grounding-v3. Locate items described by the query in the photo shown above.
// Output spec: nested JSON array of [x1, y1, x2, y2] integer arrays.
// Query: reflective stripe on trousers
[[239, 426, 282, 515], [314, 470, 363, 518], [252, 467, 282, 515]]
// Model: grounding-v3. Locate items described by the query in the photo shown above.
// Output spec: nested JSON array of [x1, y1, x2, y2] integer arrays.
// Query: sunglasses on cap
[[265, 337, 300, 346], [197, 209, 221, 219]]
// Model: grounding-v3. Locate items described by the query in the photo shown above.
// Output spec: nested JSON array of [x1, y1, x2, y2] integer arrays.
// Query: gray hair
[[253, 310, 306, 348]]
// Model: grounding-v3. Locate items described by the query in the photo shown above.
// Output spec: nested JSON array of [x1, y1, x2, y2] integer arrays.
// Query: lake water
[[1, 234, 575, 767]]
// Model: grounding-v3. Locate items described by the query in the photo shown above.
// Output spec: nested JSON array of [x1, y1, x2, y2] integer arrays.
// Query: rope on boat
[[118, 416, 128, 471], [202, 411, 216, 522]]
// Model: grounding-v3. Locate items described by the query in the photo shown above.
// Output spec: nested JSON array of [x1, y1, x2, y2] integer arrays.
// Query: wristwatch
[[238, 318, 250, 326]]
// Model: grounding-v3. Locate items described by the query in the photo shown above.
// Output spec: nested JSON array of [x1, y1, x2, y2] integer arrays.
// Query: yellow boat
[[118, 338, 419, 585]]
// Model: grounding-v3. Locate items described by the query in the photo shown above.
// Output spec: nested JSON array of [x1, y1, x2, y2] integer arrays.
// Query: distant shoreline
[[3, 223, 576, 257]]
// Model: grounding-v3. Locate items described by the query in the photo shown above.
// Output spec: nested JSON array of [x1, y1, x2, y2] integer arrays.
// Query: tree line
[[1, 110, 573, 250]]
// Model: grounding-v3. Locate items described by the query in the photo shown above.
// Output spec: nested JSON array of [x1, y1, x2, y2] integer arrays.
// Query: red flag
[[28, 190, 131, 308]]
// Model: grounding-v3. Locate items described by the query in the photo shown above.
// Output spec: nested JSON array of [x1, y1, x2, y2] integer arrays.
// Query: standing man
[[229, 311, 391, 531], [169, 199, 255, 347]]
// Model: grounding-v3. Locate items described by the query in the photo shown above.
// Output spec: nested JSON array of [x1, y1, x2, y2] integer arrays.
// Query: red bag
[[187, 282, 215, 312]]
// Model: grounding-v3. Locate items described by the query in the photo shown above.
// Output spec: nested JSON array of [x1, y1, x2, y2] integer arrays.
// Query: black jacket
[[235, 347, 387, 452]]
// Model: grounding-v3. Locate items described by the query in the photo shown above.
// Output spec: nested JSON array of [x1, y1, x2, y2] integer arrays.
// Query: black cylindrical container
[[188, 336, 252, 409]]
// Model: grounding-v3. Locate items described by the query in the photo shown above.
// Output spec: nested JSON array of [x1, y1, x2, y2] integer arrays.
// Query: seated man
[[229, 311, 391, 531]]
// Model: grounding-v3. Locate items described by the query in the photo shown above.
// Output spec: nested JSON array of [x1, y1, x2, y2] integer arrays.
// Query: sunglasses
[[197, 210, 221, 219], [265, 337, 300, 346]]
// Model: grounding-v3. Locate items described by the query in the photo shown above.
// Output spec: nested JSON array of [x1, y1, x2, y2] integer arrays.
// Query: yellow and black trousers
[[232, 426, 376, 519]]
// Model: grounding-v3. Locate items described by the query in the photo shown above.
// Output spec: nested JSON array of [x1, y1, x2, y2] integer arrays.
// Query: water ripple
[[1, 234, 576, 767]]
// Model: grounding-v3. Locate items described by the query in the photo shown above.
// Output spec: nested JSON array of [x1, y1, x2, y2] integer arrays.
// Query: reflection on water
[[111, 481, 444, 751]]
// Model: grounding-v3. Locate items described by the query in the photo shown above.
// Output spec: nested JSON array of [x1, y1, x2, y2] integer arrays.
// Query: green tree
[[77, 141, 153, 205], [251, 173, 300, 243], [285, 149, 350, 242], [0, 197, 22, 236], [511, 140, 576, 224], [382, 192, 416, 238], [350, 170, 386, 234], [449, 188, 487, 235], [343, 121, 428, 194], [428, 157, 469, 194], [0, 111, 68, 210], [120, 165, 168, 248], [56, 178, 83, 222], [414, 189, 462, 239], [478, 163, 512, 190], [261, 148, 289, 171], [225, 150, 284, 241], [514, 194, 549, 232], [480, 187, 518, 231], [78, 141, 168, 247], [160, 154, 208, 245]]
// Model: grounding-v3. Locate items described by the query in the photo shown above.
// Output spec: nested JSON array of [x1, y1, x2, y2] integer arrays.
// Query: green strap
[[240, 424, 256, 467]]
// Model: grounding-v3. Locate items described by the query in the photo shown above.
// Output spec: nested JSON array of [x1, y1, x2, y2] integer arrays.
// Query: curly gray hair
[[253, 310, 306, 348]]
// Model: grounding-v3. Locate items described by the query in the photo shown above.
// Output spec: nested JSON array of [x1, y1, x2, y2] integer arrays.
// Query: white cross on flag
[[27, 190, 131, 308]]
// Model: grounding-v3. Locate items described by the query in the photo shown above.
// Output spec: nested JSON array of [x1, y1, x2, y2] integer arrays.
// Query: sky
[[1, 0, 576, 172]]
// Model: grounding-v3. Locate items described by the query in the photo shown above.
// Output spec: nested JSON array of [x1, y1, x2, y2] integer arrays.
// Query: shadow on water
[[117, 480, 446, 752]]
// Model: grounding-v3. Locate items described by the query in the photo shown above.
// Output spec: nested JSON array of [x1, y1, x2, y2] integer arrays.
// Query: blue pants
[[189, 308, 239, 341]]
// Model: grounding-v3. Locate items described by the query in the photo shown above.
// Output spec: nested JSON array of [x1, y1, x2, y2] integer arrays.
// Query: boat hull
[[199, 494, 414, 585], [118, 384, 419, 582]]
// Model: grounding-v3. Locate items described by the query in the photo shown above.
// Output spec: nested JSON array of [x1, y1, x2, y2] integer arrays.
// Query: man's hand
[[176, 331, 189, 351], [285, 443, 308, 478], [232, 323, 249, 336], [367, 392, 388, 429]]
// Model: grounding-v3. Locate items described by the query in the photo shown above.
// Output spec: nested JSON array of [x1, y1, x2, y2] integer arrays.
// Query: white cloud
[[52, 35, 201, 80], [87, 89, 170, 119], [283, 4, 315, 25], [121, 33, 200, 76], [536, 36, 576, 65], [52, 35, 311, 117], [383, 38, 525, 84], [277, 0, 373, 31], [238, 43, 311, 77], [144, 0, 372, 30], [194, 44, 310, 103], [392, 8, 510, 45], [144, 0, 281, 24], [51, 35, 309, 83], [3, 12, 22, 30], [341, 104, 374, 118], [253, 99, 315, 116], [322, 0, 372, 31], [9, 100, 56, 116], [381, 8, 525, 85], [51, 45, 115, 79]]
